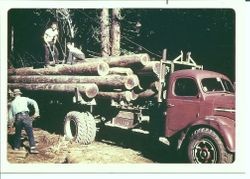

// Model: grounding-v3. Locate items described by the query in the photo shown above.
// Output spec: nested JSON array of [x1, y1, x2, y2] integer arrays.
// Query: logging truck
[[8, 49, 235, 163]]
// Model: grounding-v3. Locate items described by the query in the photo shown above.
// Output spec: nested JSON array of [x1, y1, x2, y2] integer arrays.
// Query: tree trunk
[[8, 62, 109, 76], [100, 9, 110, 57], [8, 74, 140, 90], [111, 8, 121, 56], [8, 83, 99, 98], [108, 67, 134, 76], [11, 26, 14, 52], [97, 91, 134, 102]]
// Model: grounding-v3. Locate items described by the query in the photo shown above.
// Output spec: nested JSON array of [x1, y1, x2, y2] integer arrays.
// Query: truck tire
[[187, 128, 233, 163], [64, 111, 96, 144]]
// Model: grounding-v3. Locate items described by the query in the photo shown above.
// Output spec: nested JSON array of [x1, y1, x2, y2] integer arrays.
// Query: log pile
[[8, 53, 161, 103]]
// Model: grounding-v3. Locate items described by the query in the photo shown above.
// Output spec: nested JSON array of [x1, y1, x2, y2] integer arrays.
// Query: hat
[[13, 89, 22, 95]]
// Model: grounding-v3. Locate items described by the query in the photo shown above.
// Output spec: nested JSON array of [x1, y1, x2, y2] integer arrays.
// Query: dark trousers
[[14, 113, 36, 149], [44, 43, 59, 65]]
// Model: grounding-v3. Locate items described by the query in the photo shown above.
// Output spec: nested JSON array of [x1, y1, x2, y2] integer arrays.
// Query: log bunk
[[8, 53, 162, 103]]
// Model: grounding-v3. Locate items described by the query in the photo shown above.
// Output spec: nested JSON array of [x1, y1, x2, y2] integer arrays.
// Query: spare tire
[[64, 111, 96, 144]]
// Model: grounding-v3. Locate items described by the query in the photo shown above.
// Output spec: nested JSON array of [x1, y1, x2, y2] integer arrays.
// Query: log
[[97, 91, 134, 102], [133, 89, 157, 101], [108, 67, 134, 76], [84, 53, 149, 68], [8, 74, 140, 90], [104, 53, 149, 68], [138, 89, 156, 98], [8, 83, 99, 98], [8, 61, 109, 76], [136, 61, 160, 76]]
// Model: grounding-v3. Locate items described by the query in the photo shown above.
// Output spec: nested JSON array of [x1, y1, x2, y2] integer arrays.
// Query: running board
[[105, 122, 150, 134]]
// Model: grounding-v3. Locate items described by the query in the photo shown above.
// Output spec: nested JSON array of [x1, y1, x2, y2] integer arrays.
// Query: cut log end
[[124, 75, 140, 90], [97, 62, 109, 76], [141, 55, 150, 66], [84, 84, 99, 98]]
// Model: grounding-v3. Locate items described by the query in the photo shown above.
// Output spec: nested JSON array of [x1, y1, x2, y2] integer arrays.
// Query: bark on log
[[8, 75, 139, 90], [108, 67, 134, 76], [8, 83, 99, 98], [104, 53, 149, 68], [8, 62, 109, 76], [97, 91, 134, 102], [138, 89, 156, 98], [136, 61, 160, 76], [133, 89, 157, 101], [84, 53, 149, 68]]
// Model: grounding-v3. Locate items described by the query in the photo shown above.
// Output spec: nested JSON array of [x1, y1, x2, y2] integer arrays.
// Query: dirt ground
[[7, 124, 181, 164]]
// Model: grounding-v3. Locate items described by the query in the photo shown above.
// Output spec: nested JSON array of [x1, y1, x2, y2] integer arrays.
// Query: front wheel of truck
[[64, 111, 96, 144], [187, 128, 233, 163]]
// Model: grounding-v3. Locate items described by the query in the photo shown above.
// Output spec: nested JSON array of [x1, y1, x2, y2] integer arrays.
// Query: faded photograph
[[7, 9, 235, 164]]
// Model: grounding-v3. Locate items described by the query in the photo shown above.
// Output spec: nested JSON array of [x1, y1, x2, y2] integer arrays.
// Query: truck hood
[[205, 94, 235, 120]]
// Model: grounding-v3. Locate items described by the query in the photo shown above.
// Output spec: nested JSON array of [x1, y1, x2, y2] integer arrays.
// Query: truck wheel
[[187, 128, 233, 163], [64, 111, 96, 144]]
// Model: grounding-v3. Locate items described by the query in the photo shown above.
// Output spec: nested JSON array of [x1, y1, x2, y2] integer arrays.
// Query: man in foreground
[[9, 89, 40, 154]]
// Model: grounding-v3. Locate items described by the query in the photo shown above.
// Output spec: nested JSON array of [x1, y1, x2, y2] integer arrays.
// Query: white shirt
[[9, 96, 39, 120], [44, 28, 58, 43]]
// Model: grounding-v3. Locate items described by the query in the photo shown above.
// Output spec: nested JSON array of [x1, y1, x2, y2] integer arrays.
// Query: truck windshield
[[201, 78, 234, 93]]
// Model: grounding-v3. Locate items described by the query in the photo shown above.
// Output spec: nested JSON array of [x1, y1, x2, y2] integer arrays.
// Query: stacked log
[[8, 83, 99, 99], [8, 53, 161, 103], [84, 53, 149, 69], [8, 75, 139, 91], [108, 67, 134, 76], [8, 62, 109, 76]]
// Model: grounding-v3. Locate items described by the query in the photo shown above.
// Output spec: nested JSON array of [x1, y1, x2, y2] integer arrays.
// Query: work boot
[[30, 147, 39, 154]]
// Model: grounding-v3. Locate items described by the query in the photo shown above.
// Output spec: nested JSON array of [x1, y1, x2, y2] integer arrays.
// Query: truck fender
[[178, 116, 235, 153]]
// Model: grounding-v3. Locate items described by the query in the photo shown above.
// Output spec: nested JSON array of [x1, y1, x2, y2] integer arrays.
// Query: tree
[[100, 9, 110, 57], [111, 8, 121, 56]]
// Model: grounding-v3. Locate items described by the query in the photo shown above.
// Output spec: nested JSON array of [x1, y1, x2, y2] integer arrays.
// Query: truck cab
[[165, 69, 235, 163]]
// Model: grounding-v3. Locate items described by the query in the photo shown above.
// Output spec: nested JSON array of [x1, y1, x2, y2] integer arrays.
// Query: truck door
[[165, 77, 201, 137]]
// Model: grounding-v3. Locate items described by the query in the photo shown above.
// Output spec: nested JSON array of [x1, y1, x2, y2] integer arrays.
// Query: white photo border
[[0, 0, 246, 174]]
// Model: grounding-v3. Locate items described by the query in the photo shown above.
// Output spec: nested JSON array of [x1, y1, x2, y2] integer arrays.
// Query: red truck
[[63, 49, 235, 163]]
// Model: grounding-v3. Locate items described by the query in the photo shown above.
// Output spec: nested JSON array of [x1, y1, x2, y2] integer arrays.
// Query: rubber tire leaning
[[187, 128, 234, 163], [64, 111, 96, 145]]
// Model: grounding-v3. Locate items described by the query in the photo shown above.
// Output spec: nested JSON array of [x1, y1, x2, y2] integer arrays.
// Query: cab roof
[[171, 69, 231, 81]]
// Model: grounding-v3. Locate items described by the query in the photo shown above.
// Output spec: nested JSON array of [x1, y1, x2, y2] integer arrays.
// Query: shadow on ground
[[96, 126, 183, 163]]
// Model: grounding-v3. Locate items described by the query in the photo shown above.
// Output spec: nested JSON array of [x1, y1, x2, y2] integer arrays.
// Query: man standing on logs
[[43, 22, 59, 67], [8, 89, 40, 154]]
